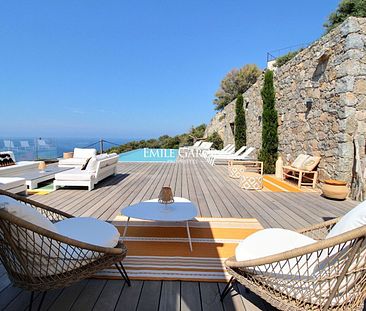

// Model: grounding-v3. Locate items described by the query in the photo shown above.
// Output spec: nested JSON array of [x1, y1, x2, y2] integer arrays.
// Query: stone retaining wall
[[205, 17, 366, 182]]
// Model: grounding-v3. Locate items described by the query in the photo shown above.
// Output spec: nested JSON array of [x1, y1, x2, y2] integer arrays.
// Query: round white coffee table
[[121, 197, 198, 251]]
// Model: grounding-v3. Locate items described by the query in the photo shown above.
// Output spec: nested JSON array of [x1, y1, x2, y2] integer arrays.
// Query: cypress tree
[[234, 94, 246, 151], [259, 70, 278, 173]]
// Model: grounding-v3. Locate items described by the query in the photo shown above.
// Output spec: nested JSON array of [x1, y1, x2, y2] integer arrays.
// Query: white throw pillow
[[327, 200, 366, 238], [86, 156, 98, 172], [235, 228, 315, 262], [0, 195, 57, 232]]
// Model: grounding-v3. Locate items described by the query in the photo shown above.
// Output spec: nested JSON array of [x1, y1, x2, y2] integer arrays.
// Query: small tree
[[259, 70, 278, 174], [206, 132, 224, 150], [234, 94, 246, 151], [213, 64, 261, 110]]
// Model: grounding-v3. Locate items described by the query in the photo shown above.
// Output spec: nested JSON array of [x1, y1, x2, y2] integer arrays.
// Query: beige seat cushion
[[302, 156, 321, 171], [291, 154, 310, 169]]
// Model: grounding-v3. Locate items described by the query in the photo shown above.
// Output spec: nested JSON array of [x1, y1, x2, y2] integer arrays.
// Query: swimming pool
[[119, 148, 178, 162]]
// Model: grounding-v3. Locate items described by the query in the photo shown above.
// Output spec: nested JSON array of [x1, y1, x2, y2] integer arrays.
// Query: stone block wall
[[205, 17, 366, 182]]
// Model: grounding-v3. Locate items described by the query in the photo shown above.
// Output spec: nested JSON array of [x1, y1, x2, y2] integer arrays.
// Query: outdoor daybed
[[221, 200, 366, 310], [0, 151, 39, 176]]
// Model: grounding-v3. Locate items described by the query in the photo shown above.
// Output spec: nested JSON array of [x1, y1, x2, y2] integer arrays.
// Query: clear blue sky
[[0, 0, 339, 139]]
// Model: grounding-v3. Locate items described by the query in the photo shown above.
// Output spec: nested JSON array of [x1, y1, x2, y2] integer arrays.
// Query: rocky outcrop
[[205, 17, 366, 183]]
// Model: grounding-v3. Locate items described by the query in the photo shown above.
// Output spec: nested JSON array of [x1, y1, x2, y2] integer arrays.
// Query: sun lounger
[[208, 147, 255, 165], [202, 144, 235, 159]]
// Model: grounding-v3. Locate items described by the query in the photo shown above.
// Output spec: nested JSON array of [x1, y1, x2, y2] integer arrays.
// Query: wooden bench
[[282, 155, 321, 189]]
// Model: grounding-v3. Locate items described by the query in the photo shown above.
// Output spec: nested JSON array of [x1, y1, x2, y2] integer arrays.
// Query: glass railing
[[0, 138, 58, 161]]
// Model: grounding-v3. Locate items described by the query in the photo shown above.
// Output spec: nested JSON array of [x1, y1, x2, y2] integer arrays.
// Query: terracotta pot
[[322, 180, 349, 200]]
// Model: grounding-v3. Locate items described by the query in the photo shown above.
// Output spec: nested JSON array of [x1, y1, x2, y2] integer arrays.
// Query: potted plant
[[321, 179, 349, 200]]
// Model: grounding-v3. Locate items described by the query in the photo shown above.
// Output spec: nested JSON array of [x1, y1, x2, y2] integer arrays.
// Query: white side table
[[121, 197, 198, 251]]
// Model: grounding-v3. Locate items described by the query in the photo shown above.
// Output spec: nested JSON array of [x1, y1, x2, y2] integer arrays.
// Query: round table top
[[121, 197, 198, 222]]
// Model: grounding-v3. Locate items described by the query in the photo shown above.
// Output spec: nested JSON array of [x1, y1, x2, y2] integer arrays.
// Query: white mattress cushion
[[73, 148, 97, 159], [0, 177, 26, 189], [327, 200, 366, 238], [55, 217, 120, 248], [55, 169, 95, 181]]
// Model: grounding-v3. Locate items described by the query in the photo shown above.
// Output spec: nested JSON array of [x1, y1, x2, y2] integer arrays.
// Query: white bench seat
[[55, 169, 95, 181]]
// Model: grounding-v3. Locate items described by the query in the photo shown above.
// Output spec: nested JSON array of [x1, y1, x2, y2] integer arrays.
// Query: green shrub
[[274, 50, 300, 67], [234, 94, 246, 151], [206, 132, 223, 150], [324, 0, 366, 32], [258, 70, 278, 174], [107, 124, 207, 154]]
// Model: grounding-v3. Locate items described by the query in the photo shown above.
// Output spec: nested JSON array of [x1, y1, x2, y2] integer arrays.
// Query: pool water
[[119, 148, 178, 162]]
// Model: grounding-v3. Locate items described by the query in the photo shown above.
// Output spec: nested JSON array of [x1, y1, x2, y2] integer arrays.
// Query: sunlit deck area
[[0, 159, 359, 310]]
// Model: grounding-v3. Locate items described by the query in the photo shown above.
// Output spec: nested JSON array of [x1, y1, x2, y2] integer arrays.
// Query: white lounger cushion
[[55, 217, 120, 248], [55, 168, 95, 181], [326, 200, 366, 238]]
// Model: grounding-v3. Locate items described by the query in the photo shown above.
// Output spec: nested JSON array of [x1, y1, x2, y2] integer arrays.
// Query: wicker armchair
[[0, 189, 129, 310], [221, 218, 366, 310]]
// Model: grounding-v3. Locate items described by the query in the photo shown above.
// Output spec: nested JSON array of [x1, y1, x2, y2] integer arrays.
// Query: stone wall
[[205, 17, 366, 183]]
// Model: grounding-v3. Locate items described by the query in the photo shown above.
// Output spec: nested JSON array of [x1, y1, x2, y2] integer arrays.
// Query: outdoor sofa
[[54, 153, 119, 191]]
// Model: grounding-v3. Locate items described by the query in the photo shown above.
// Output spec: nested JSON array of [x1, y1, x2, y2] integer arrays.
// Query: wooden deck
[[0, 159, 360, 310]]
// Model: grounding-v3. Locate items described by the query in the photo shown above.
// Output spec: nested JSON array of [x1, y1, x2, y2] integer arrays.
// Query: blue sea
[[0, 137, 129, 161]]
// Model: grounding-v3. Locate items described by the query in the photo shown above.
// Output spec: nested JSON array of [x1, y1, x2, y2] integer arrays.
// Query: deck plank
[[114, 280, 143, 311], [181, 281, 201, 311], [159, 281, 180, 311], [136, 281, 162, 311]]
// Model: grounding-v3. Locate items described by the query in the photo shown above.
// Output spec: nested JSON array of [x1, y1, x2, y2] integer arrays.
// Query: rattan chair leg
[[115, 262, 131, 286], [220, 276, 234, 301]]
